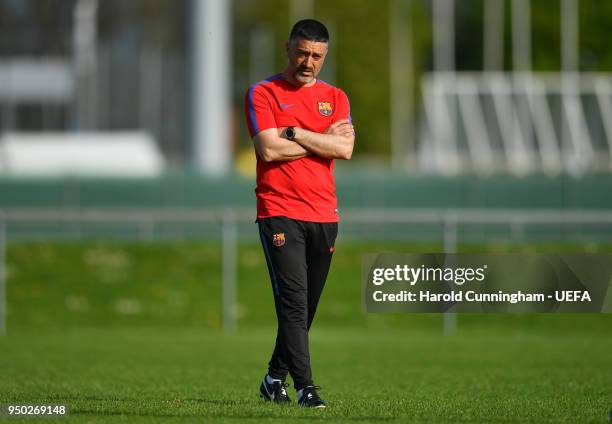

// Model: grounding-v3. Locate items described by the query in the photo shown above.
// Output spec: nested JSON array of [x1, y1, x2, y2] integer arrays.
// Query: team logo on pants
[[272, 233, 285, 247], [317, 101, 333, 116]]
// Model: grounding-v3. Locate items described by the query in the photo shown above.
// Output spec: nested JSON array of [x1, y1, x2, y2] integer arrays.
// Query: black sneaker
[[259, 376, 291, 404], [298, 386, 326, 408]]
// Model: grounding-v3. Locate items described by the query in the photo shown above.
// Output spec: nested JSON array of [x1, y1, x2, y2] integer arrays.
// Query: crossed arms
[[253, 119, 355, 162]]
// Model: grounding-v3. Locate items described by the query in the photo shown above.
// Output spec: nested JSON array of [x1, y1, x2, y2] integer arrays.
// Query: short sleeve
[[334, 89, 351, 123], [245, 85, 277, 138]]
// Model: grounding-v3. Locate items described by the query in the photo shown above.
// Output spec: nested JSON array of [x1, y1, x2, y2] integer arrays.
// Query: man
[[244, 19, 354, 408]]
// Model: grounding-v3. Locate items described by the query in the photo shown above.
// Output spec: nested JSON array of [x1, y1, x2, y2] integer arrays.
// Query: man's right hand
[[325, 119, 355, 138]]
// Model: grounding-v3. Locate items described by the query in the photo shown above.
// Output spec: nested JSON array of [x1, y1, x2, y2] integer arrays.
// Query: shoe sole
[[299, 403, 326, 408]]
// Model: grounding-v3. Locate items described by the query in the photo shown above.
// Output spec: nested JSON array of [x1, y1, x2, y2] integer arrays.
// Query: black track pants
[[257, 216, 338, 390]]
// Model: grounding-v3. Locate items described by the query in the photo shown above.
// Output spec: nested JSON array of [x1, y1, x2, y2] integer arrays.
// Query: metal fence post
[[221, 210, 237, 331], [443, 213, 458, 335], [0, 212, 6, 335]]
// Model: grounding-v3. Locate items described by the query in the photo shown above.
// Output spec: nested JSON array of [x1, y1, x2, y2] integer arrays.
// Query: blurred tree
[[531, 0, 561, 71], [579, 1, 612, 71], [316, 0, 391, 156], [455, 0, 484, 70]]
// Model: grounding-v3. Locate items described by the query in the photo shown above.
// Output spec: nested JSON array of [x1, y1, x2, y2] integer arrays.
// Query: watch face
[[286, 127, 295, 140]]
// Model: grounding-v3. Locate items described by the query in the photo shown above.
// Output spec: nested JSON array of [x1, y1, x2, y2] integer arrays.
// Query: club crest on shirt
[[317, 101, 333, 116], [272, 233, 285, 247]]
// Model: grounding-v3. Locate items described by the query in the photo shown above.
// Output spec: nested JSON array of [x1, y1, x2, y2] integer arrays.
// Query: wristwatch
[[285, 126, 296, 141]]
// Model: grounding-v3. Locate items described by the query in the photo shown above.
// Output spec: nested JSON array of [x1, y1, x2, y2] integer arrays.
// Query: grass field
[[2, 327, 612, 423], [2, 241, 612, 423]]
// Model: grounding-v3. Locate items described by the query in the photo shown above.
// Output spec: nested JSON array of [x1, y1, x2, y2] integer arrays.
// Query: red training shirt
[[245, 74, 351, 223]]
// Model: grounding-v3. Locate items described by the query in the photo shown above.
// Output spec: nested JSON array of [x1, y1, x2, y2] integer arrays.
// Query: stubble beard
[[295, 74, 314, 84], [293, 67, 316, 85]]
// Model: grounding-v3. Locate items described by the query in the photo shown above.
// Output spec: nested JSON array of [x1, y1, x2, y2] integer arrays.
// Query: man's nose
[[303, 55, 313, 68]]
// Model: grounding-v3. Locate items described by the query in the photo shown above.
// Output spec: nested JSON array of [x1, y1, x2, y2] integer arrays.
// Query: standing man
[[244, 19, 354, 408]]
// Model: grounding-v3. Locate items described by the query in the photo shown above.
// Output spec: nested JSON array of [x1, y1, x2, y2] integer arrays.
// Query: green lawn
[[1, 327, 611, 423], [1, 241, 612, 422]]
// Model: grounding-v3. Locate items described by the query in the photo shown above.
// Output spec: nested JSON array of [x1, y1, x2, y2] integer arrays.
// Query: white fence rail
[[420, 72, 612, 176], [1, 207, 612, 335]]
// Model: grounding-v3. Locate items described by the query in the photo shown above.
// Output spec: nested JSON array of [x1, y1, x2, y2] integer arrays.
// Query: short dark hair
[[289, 19, 329, 43]]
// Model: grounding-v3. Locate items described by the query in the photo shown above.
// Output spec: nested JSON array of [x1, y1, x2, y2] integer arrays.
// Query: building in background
[[0, 0, 187, 172]]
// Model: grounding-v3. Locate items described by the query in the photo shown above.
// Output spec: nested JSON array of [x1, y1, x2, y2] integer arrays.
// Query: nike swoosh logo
[[264, 384, 274, 399], [280, 104, 295, 110]]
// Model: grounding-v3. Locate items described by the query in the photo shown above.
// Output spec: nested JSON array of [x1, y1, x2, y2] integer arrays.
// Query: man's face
[[285, 37, 328, 85]]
